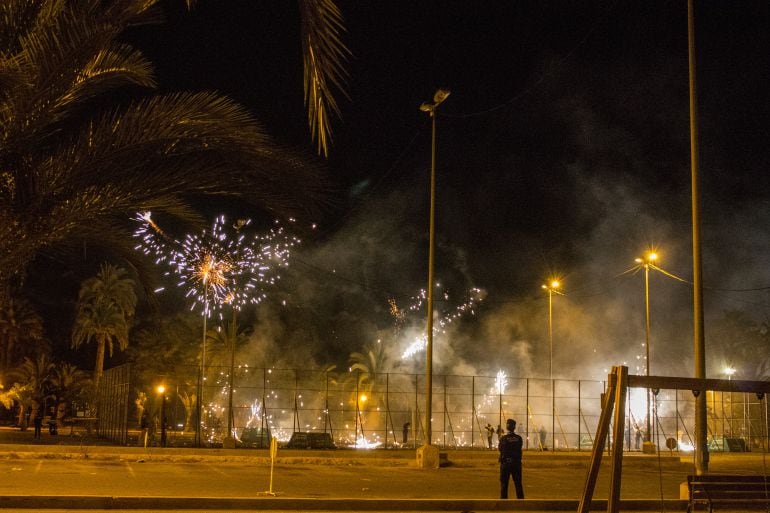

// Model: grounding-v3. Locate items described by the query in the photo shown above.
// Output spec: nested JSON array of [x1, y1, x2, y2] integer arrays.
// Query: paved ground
[[1, 426, 769, 512]]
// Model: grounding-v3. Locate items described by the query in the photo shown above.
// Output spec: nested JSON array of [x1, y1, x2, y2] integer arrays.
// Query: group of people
[[32, 408, 58, 439]]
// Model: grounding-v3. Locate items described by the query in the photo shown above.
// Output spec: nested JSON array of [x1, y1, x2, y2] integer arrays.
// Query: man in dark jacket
[[498, 418, 524, 499]]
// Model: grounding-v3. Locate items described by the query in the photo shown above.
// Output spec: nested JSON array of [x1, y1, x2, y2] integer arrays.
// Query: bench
[[686, 474, 770, 513]]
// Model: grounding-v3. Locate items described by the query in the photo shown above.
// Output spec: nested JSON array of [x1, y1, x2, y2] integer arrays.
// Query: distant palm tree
[[7, 354, 55, 428], [349, 341, 390, 386], [177, 390, 197, 433], [71, 264, 138, 386], [48, 362, 90, 421], [0, 382, 31, 428], [0, 297, 45, 370], [0, 0, 330, 294], [348, 341, 390, 413]]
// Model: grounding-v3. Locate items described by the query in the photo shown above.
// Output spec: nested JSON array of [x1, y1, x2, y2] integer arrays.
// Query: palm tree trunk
[[5, 336, 15, 369], [93, 337, 106, 388]]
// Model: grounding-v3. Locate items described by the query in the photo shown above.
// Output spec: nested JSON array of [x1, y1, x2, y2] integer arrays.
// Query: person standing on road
[[402, 422, 410, 445], [498, 418, 524, 499], [33, 409, 43, 439], [485, 423, 495, 449]]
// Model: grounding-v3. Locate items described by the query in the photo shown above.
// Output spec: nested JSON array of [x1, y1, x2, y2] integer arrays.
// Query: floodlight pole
[[644, 263, 651, 443], [688, 0, 708, 474], [420, 89, 450, 450]]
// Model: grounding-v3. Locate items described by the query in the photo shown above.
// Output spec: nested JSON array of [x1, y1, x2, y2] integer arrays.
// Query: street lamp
[[157, 384, 167, 448], [635, 251, 657, 447], [541, 280, 561, 381], [419, 88, 450, 462], [541, 279, 561, 450]]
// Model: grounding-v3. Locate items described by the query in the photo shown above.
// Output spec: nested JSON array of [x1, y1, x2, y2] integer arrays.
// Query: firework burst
[[134, 212, 298, 316]]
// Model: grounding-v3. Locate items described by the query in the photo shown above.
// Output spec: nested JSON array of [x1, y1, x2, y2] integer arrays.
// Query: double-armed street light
[[541, 279, 561, 450], [419, 88, 450, 458], [541, 280, 562, 382], [635, 251, 657, 447]]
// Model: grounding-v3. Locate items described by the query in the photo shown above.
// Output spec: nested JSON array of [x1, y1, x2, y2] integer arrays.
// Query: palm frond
[[0, 0, 331, 293], [4, 17, 155, 140], [299, 0, 350, 157]]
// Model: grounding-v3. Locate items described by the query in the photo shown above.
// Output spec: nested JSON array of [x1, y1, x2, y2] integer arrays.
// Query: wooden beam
[[627, 375, 770, 394]]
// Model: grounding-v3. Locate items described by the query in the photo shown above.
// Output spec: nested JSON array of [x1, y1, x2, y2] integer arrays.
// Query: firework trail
[[134, 212, 298, 316], [397, 287, 486, 359]]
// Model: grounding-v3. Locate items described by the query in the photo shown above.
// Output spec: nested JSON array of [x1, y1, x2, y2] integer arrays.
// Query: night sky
[[47, 2, 770, 380]]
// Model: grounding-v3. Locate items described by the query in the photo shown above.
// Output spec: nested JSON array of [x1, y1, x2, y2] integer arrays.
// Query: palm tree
[[71, 263, 138, 387], [0, 382, 31, 428], [349, 341, 390, 386], [177, 390, 197, 433], [48, 362, 90, 422], [0, 297, 45, 371], [7, 353, 55, 428], [348, 341, 390, 414], [0, 0, 331, 295]]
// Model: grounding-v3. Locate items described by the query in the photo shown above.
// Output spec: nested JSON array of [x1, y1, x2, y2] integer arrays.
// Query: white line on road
[[206, 464, 229, 477]]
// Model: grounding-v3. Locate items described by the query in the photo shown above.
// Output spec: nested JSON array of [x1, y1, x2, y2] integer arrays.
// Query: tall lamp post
[[541, 279, 560, 450], [635, 252, 657, 449], [157, 384, 167, 448], [418, 88, 450, 465], [687, 0, 708, 475], [541, 280, 561, 382]]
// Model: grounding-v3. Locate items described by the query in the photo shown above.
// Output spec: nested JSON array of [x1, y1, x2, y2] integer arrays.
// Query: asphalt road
[[2, 437, 768, 512], [0, 456, 690, 499]]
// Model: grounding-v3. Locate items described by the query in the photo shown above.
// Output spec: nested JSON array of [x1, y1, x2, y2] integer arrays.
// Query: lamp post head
[[420, 89, 451, 113], [433, 88, 451, 104], [636, 251, 659, 267], [542, 279, 561, 292], [156, 385, 165, 395]]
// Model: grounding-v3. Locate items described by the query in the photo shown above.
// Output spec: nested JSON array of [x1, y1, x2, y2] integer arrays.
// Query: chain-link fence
[[98, 364, 769, 452]]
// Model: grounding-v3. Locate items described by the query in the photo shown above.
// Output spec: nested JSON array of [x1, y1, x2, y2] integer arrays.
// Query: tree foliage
[[0, 0, 327, 295], [708, 310, 770, 380], [0, 296, 45, 370]]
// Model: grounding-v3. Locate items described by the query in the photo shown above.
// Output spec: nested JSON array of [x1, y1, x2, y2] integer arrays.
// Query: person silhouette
[[498, 418, 524, 499]]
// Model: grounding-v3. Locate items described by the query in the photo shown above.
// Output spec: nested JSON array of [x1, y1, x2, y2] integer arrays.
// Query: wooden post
[[607, 366, 628, 513], [578, 367, 618, 513]]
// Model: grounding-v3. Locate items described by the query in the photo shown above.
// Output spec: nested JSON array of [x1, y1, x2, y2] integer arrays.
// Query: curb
[[0, 496, 690, 511]]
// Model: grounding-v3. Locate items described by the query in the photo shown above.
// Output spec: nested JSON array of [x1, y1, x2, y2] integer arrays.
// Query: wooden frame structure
[[578, 365, 770, 513]]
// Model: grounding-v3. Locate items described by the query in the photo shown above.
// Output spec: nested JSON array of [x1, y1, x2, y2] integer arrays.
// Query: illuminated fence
[[109, 364, 769, 451]]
